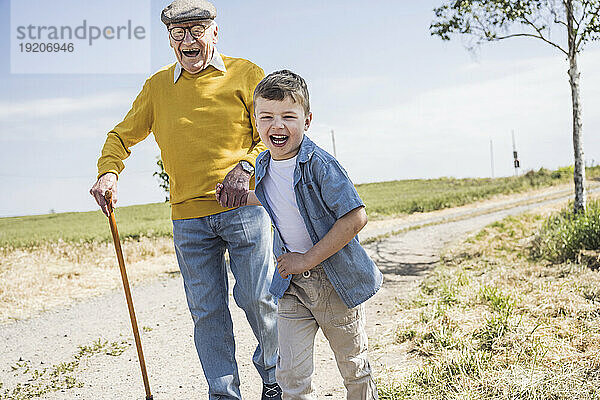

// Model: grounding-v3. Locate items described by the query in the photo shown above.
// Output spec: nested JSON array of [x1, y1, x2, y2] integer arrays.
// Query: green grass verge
[[379, 209, 600, 399], [2, 166, 598, 249], [532, 199, 600, 263]]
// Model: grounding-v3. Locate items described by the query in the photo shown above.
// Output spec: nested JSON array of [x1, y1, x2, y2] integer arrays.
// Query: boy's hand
[[277, 252, 312, 279]]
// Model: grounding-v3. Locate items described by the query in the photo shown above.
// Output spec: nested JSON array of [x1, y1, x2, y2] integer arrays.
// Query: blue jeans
[[173, 206, 278, 399]]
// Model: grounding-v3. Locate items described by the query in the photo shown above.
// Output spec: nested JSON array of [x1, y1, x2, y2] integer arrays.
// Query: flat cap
[[161, 0, 217, 25]]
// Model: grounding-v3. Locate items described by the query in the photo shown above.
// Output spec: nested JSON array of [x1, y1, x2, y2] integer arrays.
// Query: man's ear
[[167, 26, 174, 48], [304, 112, 313, 130], [212, 24, 219, 44]]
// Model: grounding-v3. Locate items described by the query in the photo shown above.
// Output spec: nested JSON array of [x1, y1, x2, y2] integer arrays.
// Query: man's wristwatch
[[239, 160, 255, 176]]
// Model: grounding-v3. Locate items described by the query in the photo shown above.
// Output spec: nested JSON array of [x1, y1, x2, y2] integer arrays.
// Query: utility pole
[[490, 139, 495, 178], [512, 130, 520, 176], [330, 129, 337, 158]]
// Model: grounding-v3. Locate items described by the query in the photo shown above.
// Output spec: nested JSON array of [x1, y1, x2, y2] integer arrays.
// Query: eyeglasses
[[168, 24, 212, 41]]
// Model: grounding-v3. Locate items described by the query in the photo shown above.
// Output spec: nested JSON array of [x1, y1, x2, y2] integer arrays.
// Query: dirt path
[[1, 186, 598, 399]]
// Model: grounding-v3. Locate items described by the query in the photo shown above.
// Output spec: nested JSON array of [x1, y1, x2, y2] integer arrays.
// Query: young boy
[[216, 70, 382, 400]]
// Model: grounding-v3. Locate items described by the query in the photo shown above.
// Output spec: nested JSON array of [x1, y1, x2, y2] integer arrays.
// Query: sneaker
[[262, 382, 282, 400]]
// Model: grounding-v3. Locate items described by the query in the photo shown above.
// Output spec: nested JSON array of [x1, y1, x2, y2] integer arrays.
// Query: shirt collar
[[173, 48, 226, 83], [296, 135, 316, 163], [257, 136, 316, 187], [257, 135, 316, 170]]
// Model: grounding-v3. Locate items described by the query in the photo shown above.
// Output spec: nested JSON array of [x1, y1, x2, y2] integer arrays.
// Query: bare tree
[[431, 0, 600, 212]]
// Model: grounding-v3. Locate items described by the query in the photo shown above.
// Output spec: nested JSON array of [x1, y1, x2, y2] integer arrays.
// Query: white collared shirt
[[173, 48, 227, 83]]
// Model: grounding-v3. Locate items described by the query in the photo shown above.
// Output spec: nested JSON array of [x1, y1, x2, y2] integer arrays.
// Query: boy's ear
[[304, 112, 313, 131]]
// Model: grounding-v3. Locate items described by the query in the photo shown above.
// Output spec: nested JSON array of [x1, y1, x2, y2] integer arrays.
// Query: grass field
[[1, 166, 598, 249], [358, 166, 599, 218], [0, 202, 173, 250]]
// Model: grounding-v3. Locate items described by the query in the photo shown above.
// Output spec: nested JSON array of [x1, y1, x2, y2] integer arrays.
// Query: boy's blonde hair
[[253, 70, 310, 116]]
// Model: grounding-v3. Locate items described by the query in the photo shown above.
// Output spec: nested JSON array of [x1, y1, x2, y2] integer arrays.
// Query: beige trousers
[[276, 266, 378, 400]]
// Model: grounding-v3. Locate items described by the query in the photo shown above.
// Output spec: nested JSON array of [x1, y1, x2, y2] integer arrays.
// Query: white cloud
[[314, 50, 600, 182], [0, 90, 137, 121]]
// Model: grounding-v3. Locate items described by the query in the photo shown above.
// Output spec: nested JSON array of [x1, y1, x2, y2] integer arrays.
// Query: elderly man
[[89, 1, 280, 398]]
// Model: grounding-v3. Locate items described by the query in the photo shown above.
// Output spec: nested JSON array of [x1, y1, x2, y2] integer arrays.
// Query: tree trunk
[[567, 0, 586, 213]]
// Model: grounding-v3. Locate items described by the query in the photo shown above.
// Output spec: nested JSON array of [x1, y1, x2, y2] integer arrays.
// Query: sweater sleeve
[[240, 64, 267, 167], [96, 78, 154, 179]]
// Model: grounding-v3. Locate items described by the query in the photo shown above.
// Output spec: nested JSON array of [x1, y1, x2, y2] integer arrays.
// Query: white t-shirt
[[262, 156, 314, 254]]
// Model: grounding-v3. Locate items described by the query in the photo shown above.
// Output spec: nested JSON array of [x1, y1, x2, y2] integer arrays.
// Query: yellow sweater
[[97, 56, 266, 220]]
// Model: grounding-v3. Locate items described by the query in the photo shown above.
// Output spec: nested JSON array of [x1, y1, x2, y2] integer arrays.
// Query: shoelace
[[263, 383, 281, 398]]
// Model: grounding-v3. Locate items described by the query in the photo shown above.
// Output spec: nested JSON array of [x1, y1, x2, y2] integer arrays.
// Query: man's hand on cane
[[90, 172, 118, 216]]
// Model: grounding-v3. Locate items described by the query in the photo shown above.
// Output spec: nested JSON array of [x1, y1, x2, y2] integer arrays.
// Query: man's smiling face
[[168, 20, 218, 74]]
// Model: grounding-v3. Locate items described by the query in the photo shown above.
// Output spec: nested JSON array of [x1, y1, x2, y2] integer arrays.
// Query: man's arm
[[90, 78, 154, 216], [276, 206, 367, 279], [239, 64, 268, 165], [219, 64, 266, 207]]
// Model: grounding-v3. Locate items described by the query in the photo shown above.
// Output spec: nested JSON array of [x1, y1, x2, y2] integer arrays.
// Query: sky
[[1, 0, 599, 217]]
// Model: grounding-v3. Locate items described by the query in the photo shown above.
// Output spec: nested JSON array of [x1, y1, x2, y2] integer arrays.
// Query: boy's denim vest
[[254, 136, 382, 308]]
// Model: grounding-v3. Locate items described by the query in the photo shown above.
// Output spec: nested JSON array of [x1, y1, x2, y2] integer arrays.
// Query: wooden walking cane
[[104, 190, 153, 400]]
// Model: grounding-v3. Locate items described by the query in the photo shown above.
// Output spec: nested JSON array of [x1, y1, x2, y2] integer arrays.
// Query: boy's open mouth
[[181, 49, 201, 58], [270, 134, 288, 147]]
